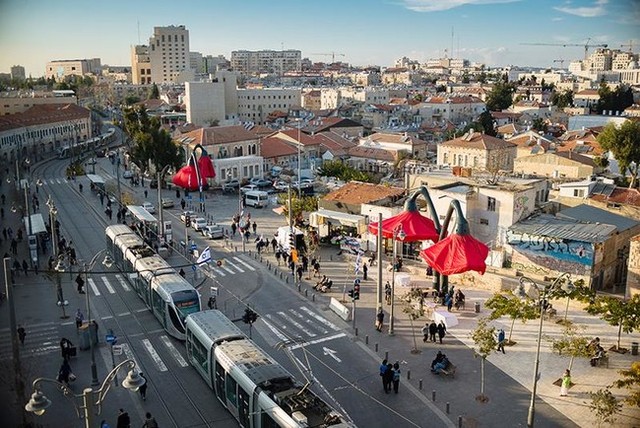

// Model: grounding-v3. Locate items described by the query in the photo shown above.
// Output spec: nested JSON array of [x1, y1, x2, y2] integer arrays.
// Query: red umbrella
[[419, 233, 489, 275], [172, 164, 204, 191], [198, 154, 216, 179], [368, 210, 439, 242]]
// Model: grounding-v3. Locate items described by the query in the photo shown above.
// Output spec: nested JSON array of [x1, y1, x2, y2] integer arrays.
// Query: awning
[[24, 214, 47, 235], [127, 205, 158, 222], [312, 208, 366, 228]]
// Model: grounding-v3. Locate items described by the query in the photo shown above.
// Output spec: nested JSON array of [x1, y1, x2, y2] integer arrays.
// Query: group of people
[[379, 359, 402, 394], [421, 321, 447, 344], [430, 351, 452, 374], [588, 337, 607, 367], [313, 275, 333, 292]]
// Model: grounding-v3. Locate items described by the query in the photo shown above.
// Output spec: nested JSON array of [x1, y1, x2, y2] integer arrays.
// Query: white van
[[244, 190, 269, 208]]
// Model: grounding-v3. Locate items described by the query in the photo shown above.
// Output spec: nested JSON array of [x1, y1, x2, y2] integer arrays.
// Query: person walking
[[362, 263, 368, 280], [437, 321, 447, 344], [144, 190, 148, 199], [375, 308, 385, 332], [392, 361, 401, 393], [384, 281, 392, 305], [382, 363, 394, 394], [421, 323, 429, 343], [207, 296, 217, 310], [252, 221, 257, 235], [296, 264, 303, 283], [428, 321, 437, 343], [75, 309, 84, 330], [17, 325, 26, 345], [76, 273, 85, 294], [560, 369, 571, 397], [22, 259, 29, 276], [58, 358, 72, 385], [116, 408, 131, 428], [138, 373, 148, 400], [379, 359, 389, 392], [497, 328, 506, 354], [142, 412, 158, 428]]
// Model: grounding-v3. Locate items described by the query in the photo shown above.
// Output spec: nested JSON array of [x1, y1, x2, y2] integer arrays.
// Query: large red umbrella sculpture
[[368, 189, 439, 242], [172, 144, 216, 211]]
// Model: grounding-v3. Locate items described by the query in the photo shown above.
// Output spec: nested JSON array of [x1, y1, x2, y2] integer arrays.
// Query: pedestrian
[[437, 321, 447, 344], [75, 309, 84, 329], [271, 237, 277, 253], [22, 259, 28, 276], [176, 189, 181, 199], [428, 321, 437, 343], [142, 412, 158, 428], [383, 363, 394, 394], [0, 193, 4, 204], [379, 359, 388, 392], [138, 373, 148, 400], [252, 221, 257, 235], [497, 328, 506, 354], [445, 294, 453, 312], [275, 250, 281, 266], [421, 323, 429, 343], [207, 296, 216, 310], [76, 273, 85, 294], [362, 263, 368, 280], [375, 308, 385, 332], [296, 264, 303, 282], [392, 361, 401, 393], [100, 420, 111, 428], [385, 281, 392, 305], [57, 358, 72, 385], [312, 260, 320, 277], [144, 190, 148, 198], [301, 255, 308, 273], [11, 238, 17, 255], [180, 198, 186, 210], [560, 369, 571, 397], [17, 325, 26, 345], [231, 222, 237, 236], [116, 408, 131, 428], [289, 260, 295, 276]]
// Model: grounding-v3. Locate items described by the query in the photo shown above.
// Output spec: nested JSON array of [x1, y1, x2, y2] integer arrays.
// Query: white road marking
[[120, 343, 140, 368], [289, 308, 328, 335], [262, 317, 288, 342], [212, 268, 226, 277], [277, 311, 316, 337], [322, 347, 342, 362], [88, 278, 100, 296], [299, 306, 341, 331], [233, 256, 256, 271], [221, 265, 235, 274], [101, 315, 114, 320], [135, 308, 147, 313], [288, 333, 347, 351], [102, 277, 115, 294], [225, 260, 244, 273], [117, 312, 131, 317], [56, 178, 63, 184], [142, 339, 167, 372], [115, 274, 130, 291], [160, 335, 188, 367]]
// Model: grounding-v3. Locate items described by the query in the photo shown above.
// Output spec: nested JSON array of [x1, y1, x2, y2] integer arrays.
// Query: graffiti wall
[[506, 229, 594, 269]]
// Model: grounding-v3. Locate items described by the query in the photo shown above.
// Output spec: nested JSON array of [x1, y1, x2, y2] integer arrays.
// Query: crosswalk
[[0, 322, 61, 361]]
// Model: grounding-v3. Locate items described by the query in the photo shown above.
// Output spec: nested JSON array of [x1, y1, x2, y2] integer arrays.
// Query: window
[[487, 197, 496, 212], [226, 375, 237, 406], [573, 189, 585, 198], [480, 218, 489, 225]]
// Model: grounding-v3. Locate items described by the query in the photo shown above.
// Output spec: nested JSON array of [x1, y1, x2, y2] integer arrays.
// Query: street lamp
[[82, 250, 114, 386], [47, 198, 69, 319], [388, 224, 406, 336], [25, 359, 145, 428], [514, 273, 575, 428]]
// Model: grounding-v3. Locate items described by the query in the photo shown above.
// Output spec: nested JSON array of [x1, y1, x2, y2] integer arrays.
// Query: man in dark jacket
[[428, 321, 437, 343], [116, 408, 131, 428]]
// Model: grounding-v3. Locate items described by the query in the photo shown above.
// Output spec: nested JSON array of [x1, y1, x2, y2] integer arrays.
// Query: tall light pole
[[47, 198, 69, 319], [388, 224, 406, 336], [5, 257, 26, 424], [157, 164, 171, 243], [514, 273, 574, 428]]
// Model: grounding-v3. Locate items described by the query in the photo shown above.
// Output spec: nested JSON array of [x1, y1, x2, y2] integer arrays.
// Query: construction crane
[[310, 52, 346, 63], [521, 38, 608, 60], [620, 40, 634, 53]]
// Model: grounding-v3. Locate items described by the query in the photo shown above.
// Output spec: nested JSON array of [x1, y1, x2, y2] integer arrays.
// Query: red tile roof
[[180, 125, 259, 146], [348, 146, 395, 161], [442, 132, 516, 150], [260, 136, 298, 158], [590, 188, 640, 207], [0, 103, 90, 132]]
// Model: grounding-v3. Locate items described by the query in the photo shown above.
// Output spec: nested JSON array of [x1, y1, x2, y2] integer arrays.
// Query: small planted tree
[[470, 317, 498, 403], [547, 324, 591, 374], [546, 278, 594, 325], [402, 289, 425, 354], [485, 292, 538, 345], [589, 388, 621, 428], [586, 295, 640, 352], [612, 361, 640, 407]]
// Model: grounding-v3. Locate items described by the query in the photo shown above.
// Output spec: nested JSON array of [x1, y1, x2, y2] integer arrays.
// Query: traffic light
[[242, 308, 259, 325], [348, 289, 354, 299], [185, 215, 191, 227], [353, 283, 360, 301]]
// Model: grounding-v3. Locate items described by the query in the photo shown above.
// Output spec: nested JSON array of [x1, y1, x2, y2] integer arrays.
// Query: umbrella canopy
[[172, 164, 205, 191], [368, 210, 439, 242], [197, 154, 216, 179], [419, 233, 489, 275]]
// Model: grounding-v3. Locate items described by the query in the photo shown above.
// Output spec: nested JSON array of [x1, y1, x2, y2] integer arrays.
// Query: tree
[[470, 318, 497, 403], [276, 193, 318, 226], [597, 121, 640, 188], [149, 83, 160, 100], [532, 118, 547, 134], [402, 289, 425, 354], [485, 81, 515, 111], [585, 295, 640, 351], [477, 110, 496, 137], [546, 278, 594, 325], [589, 389, 621, 428], [485, 292, 539, 344], [612, 361, 640, 407], [547, 324, 591, 372], [551, 89, 573, 109], [597, 83, 633, 115], [316, 160, 373, 183], [593, 156, 610, 170]]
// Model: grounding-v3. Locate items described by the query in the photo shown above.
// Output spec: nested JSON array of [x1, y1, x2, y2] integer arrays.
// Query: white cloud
[[553, 0, 608, 18], [400, 0, 520, 13]]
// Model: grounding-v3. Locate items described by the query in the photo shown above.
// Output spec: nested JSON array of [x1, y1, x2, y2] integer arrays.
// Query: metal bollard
[[312, 293, 315, 301], [458, 416, 463, 428], [375, 343, 378, 352], [385, 351, 388, 361], [304, 289, 308, 296], [355, 328, 358, 336], [235, 246, 238, 252], [297, 284, 301, 292], [419, 379, 423, 390], [365, 335, 369, 345], [407, 370, 410, 380], [446, 402, 450, 414], [432, 390, 436, 401]]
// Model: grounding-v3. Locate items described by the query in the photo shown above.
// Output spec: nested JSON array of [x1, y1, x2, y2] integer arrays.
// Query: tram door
[[215, 363, 226, 402]]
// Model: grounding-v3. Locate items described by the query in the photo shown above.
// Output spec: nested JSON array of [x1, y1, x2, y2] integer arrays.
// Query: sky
[[0, 0, 638, 77]]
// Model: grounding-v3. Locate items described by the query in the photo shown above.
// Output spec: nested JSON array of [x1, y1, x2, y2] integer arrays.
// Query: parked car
[[253, 179, 273, 188], [204, 224, 224, 239], [222, 179, 240, 193], [123, 170, 134, 179], [273, 180, 289, 191], [142, 202, 156, 214], [180, 210, 195, 223], [240, 184, 259, 194], [161, 198, 174, 208], [192, 217, 207, 232]]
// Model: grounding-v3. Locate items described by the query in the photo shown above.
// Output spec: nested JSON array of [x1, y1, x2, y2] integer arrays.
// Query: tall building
[[10, 65, 25, 81], [230, 50, 301, 74], [131, 25, 191, 84], [45, 59, 102, 81]]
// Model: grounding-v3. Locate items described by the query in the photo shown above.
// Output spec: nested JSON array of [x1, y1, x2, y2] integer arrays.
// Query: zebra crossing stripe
[[142, 339, 168, 372], [221, 264, 235, 274], [232, 257, 256, 271], [288, 333, 347, 351], [277, 311, 317, 338], [102, 277, 115, 294], [56, 178, 63, 184], [225, 260, 244, 273], [288, 308, 329, 335], [212, 267, 226, 277], [299, 306, 341, 331], [160, 335, 188, 367], [115, 274, 130, 291], [262, 316, 288, 342], [88, 278, 100, 296]]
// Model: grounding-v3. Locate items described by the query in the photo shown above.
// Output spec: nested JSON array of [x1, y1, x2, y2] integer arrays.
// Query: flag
[[196, 246, 212, 265]]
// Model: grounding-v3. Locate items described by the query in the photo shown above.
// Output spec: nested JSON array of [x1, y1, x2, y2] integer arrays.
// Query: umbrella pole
[[376, 213, 383, 313]]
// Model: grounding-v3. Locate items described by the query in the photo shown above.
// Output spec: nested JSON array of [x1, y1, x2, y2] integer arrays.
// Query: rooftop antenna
[[137, 19, 140, 44]]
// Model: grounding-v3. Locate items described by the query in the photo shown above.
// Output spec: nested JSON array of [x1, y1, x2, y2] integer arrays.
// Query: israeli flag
[[196, 246, 212, 265], [354, 253, 362, 274]]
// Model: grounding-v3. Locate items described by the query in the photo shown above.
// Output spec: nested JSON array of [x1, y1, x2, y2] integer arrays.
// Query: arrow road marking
[[323, 347, 341, 363]]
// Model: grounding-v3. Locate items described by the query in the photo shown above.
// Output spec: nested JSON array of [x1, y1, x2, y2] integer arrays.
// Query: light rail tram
[[105, 224, 200, 340]]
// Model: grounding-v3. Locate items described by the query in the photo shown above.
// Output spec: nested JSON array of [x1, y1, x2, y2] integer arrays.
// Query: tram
[[185, 310, 354, 428], [106, 225, 201, 340]]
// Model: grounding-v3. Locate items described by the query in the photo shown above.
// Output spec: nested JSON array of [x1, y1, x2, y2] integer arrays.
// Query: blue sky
[[0, 0, 637, 77]]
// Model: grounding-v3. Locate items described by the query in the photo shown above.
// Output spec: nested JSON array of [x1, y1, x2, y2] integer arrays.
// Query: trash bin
[[78, 322, 98, 351], [475, 301, 481, 313], [632, 342, 639, 356]]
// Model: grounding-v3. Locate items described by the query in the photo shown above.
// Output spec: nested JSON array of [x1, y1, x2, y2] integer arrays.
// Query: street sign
[[105, 334, 117, 345], [192, 264, 197, 272], [112, 345, 123, 356], [191, 243, 197, 250], [210, 286, 219, 297]]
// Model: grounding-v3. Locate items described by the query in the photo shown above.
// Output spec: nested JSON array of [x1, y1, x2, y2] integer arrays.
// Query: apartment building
[[45, 58, 102, 81], [230, 50, 301, 74], [0, 91, 78, 115], [236, 87, 301, 125], [11, 65, 25, 81], [421, 95, 486, 125], [438, 131, 517, 172], [131, 25, 192, 84], [131, 45, 152, 85]]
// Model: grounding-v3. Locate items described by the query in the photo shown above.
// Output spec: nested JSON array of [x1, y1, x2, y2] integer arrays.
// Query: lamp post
[[48, 197, 69, 319], [82, 250, 114, 387], [157, 164, 171, 244], [296, 118, 302, 199], [514, 273, 574, 428], [4, 257, 26, 424], [25, 359, 145, 428], [388, 224, 406, 336]]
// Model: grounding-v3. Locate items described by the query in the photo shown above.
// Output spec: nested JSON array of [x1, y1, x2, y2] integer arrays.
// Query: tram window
[[215, 364, 225, 401], [238, 387, 250, 427], [168, 306, 186, 333], [226, 376, 237, 407], [152, 292, 165, 317], [260, 412, 278, 428]]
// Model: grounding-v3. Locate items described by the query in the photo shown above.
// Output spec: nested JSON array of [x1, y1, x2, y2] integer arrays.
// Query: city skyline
[[0, 0, 638, 77]]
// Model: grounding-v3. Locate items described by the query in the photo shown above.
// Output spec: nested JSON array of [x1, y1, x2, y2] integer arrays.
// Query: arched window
[[218, 147, 228, 159], [234, 145, 243, 157]]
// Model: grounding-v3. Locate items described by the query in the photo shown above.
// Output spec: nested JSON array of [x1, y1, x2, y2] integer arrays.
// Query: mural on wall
[[506, 230, 594, 266], [514, 195, 530, 221]]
